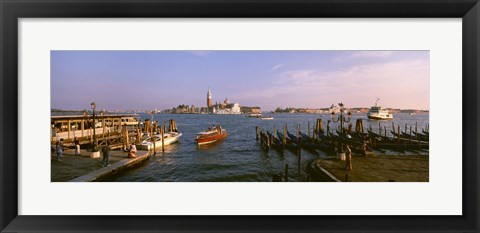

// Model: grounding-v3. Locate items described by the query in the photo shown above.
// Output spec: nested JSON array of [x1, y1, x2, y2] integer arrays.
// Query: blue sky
[[51, 50, 429, 111]]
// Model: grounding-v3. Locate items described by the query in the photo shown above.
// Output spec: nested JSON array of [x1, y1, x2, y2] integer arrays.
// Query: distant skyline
[[51, 50, 429, 111]]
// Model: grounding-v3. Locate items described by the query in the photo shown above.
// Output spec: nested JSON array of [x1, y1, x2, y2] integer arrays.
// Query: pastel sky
[[51, 50, 429, 111]]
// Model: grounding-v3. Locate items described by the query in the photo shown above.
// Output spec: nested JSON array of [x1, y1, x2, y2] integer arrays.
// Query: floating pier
[[308, 155, 429, 182], [50, 148, 151, 182], [68, 150, 151, 182]]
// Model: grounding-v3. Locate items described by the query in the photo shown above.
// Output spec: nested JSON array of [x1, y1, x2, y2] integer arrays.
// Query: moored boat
[[261, 116, 273, 120], [287, 131, 318, 155], [266, 131, 285, 153], [367, 98, 393, 120], [139, 131, 182, 150], [246, 113, 262, 118], [195, 125, 228, 145]]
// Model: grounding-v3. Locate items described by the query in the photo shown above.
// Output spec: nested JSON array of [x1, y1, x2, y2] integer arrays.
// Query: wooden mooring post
[[259, 131, 264, 145], [415, 122, 418, 140], [125, 127, 129, 145], [297, 151, 301, 180], [161, 128, 165, 153], [409, 126, 413, 142], [259, 131, 270, 152], [136, 128, 141, 143], [326, 120, 330, 136], [355, 119, 360, 132], [255, 126, 259, 141], [272, 174, 282, 182], [308, 122, 311, 137], [152, 125, 156, 155], [416, 122, 420, 149], [397, 125, 400, 142], [266, 133, 271, 151], [315, 118, 324, 135], [284, 163, 289, 182]]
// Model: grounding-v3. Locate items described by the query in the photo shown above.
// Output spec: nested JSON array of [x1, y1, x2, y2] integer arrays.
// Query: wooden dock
[[308, 155, 429, 182], [51, 149, 151, 182], [68, 151, 151, 182]]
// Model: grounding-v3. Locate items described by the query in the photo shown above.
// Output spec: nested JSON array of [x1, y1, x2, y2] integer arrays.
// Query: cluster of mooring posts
[[256, 118, 429, 158], [109, 118, 179, 154], [256, 123, 315, 182], [271, 163, 312, 182]]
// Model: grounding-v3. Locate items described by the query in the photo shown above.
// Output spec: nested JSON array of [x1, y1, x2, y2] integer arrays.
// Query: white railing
[[51, 126, 118, 141]]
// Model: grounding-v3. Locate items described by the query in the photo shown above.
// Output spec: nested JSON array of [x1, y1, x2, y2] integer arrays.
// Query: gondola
[[276, 131, 300, 154], [370, 130, 428, 151], [287, 131, 319, 155], [312, 131, 336, 154], [330, 132, 374, 156], [412, 131, 429, 142], [266, 131, 285, 153]]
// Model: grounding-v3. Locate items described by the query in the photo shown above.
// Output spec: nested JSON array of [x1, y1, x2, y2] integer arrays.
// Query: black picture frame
[[1, 0, 478, 232]]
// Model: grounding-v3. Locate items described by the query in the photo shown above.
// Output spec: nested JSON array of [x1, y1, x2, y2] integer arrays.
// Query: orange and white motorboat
[[195, 125, 228, 145]]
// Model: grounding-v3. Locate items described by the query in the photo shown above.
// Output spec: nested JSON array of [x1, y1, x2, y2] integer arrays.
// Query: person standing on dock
[[101, 143, 110, 167], [55, 141, 63, 161], [74, 137, 80, 155], [345, 144, 352, 170]]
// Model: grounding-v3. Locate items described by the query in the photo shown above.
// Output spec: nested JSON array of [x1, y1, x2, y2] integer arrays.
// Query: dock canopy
[[51, 114, 139, 143]]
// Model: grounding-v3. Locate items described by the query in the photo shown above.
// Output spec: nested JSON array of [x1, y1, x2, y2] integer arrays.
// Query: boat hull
[[162, 132, 182, 146], [367, 115, 393, 120], [139, 132, 182, 150], [196, 132, 228, 145]]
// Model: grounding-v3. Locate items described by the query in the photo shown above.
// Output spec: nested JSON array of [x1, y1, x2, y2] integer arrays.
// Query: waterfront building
[[190, 105, 196, 114], [241, 106, 261, 114], [214, 102, 241, 114], [204, 88, 241, 114]]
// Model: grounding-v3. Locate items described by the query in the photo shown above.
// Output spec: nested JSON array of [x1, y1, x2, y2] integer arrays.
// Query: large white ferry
[[367, 98, 393, 120]]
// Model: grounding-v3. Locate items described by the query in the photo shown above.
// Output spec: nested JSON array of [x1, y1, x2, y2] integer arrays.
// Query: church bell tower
[[207, 87, 212, 108]]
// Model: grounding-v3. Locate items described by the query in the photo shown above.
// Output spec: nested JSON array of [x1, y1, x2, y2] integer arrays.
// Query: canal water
[[104, 113, 429, 182]]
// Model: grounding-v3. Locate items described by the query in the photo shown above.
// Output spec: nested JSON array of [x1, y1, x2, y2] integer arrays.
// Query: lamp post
[[91, 102, 97, 151], [330, 102, 352, 159]]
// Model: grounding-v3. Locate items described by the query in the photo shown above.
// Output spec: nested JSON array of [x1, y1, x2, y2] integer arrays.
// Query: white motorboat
[[139, 131, 182, 150], [367, 98, 393, 120], [260, 116, 274, 120]]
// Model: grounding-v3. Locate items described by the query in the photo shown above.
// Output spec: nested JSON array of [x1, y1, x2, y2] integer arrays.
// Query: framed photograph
[[1, 0, 478, 232]]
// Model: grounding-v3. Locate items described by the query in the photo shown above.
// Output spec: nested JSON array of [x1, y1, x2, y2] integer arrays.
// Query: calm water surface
[[105, 113, 429, 182]]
